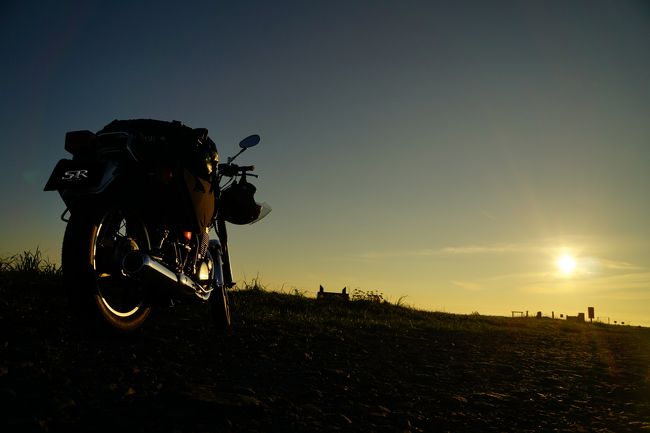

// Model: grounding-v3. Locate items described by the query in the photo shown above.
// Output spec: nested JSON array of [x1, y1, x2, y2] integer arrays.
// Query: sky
[[1, 1, 649, 326]]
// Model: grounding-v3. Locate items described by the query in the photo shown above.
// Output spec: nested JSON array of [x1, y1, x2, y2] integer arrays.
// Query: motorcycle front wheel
[[62, 203, 152, 332], [210, 284, 231, 331], [206, 246, 232, 331]]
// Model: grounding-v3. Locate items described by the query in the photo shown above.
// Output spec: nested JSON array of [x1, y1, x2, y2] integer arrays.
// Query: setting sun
[[556, 254, 577, 276]]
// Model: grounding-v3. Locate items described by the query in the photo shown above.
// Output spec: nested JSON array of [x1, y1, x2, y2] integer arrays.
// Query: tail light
[[157, 166, 174, 183]]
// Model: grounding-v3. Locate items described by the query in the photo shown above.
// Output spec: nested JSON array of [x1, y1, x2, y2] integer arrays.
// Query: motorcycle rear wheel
[[62, 203, 152, 332]]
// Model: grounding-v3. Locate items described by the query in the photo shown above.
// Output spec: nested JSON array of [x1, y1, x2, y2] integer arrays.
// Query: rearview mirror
[[239, 134, 260, 149]]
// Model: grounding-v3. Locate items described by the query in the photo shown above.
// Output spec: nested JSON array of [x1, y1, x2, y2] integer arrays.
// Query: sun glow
[[556, 254, 577, 276]]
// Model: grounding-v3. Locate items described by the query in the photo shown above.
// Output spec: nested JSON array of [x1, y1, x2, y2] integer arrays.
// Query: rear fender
[[44, 159, 119, 206]]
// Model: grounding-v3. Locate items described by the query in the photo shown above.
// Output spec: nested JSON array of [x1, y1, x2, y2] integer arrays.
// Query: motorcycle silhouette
[[44, 119, 270, 332]]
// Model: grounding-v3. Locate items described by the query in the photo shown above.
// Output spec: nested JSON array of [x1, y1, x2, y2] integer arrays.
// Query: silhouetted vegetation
[[1, 251, 649, 432], [0, 248, 61, 277]]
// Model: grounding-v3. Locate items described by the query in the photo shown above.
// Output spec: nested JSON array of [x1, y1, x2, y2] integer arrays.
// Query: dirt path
[[1, 281, 649, 432]]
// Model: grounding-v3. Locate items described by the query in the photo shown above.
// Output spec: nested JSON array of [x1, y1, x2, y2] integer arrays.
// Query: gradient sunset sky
[[1, 1, 649, 325]]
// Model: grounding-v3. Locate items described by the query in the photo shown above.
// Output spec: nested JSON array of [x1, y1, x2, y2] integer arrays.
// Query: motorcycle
[[44, 119, 270, 332]]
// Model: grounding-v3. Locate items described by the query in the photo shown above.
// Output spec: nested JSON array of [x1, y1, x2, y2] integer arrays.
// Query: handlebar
[[218, 163, 255, 177]]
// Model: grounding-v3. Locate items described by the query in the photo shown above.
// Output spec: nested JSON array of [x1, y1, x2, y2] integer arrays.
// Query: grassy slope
[[1, 255, 649, 432]]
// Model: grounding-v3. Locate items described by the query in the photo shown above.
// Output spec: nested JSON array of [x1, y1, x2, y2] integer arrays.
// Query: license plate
[[44, 159, 107, 191]]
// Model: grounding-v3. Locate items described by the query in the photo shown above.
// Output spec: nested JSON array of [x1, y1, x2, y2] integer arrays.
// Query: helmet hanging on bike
[[218, 179, 262, 225]]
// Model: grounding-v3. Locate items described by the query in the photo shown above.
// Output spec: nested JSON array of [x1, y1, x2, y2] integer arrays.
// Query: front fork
[[213, 217, 234, 288]]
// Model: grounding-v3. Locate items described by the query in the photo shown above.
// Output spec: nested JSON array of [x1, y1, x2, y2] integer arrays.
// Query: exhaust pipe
[[122, 251, 210, 301]]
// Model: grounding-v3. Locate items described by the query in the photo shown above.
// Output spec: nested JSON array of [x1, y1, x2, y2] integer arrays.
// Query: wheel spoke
[[92, 209, 148, 317]]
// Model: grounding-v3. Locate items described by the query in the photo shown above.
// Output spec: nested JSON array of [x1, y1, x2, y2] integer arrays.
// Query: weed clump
[[0, 248, 61, 279], [237, 275, 266, 291], [351, 288, 384, 303]]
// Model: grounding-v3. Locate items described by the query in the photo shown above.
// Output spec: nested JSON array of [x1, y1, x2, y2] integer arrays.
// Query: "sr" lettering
[[62, 170, 89, 180]]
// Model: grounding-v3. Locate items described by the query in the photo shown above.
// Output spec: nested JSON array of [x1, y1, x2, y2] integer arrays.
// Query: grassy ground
[[1, 252, 649, 432]]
